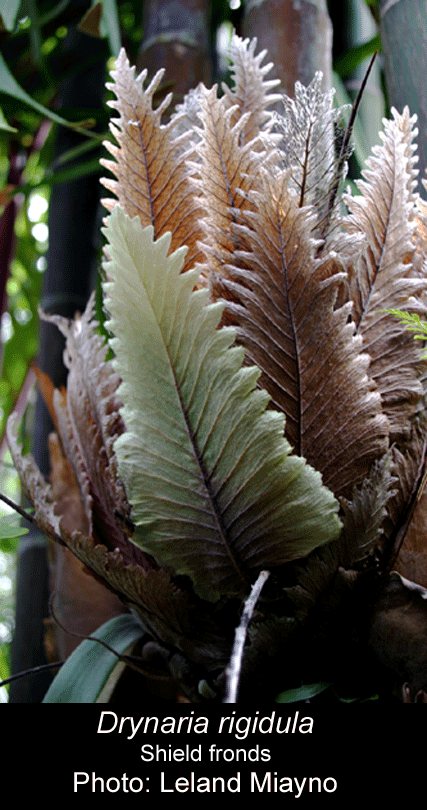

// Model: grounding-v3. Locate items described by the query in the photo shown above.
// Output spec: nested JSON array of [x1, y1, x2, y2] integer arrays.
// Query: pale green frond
[[102, 206, 342, 602]]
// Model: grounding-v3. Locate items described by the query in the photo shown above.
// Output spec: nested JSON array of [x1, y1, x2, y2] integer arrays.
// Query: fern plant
[[7, 36, 427, 703], [384, 310, 427, 357]]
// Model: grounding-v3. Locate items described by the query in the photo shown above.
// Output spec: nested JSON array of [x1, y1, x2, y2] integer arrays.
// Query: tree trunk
[[380, 0, 427, 191], [9, 22, 110, 703], [138, 0, 213, 104], [242, 0, 333, 94]]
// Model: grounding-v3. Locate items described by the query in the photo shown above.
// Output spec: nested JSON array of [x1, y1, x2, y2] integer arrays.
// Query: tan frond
[[41, 296, 142, 567], [221, 34, 281, 146], [209, 169, 389, 498], [414, 196, 427, 277], [169, 84, 204, 151], [100, 48, 203, 271], [192, 83, 275, 277], [339, 451, 397, 567], [344, 107, 427, 442]]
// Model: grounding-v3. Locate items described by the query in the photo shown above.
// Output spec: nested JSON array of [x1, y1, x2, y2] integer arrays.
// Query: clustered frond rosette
[[7, 35, 427, 698]]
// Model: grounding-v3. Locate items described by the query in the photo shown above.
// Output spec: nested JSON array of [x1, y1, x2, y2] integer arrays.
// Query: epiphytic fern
[[7, 36, 427, 703]]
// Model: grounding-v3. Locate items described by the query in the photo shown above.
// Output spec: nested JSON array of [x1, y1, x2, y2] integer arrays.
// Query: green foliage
[[0, 2, 122, 448], [0, 51, 102, 138], [333, 34, 381, 80], [384, 310, 427, 357], [0, 481, 20, 701], [0, 197, 45, 443], [0, 512, 28, 543], [276, 682, 332, 702], [0, 643, 10, 700], [42, 613, 144, 703], [103, 207, 342, 601]]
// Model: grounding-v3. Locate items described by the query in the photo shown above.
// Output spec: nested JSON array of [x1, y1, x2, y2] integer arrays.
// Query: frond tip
[[272, 71, 350, 235], [100, 47, 204, 272], [222, 33, 282, 144]]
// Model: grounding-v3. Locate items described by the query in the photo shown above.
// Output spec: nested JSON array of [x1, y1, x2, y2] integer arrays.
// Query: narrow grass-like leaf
[[275, 681, 331, 703], [0, 0, 21, 31], [334, 35, 381, 79], [42, 614, 144, 704], [0, 106, 17, 133]]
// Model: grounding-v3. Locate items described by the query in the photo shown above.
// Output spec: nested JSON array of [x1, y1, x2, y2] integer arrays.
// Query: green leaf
[[101, 0, 121, 57], [103, 206, 342, 602], [382, 309, 427, 356], [0, 0, 22, 32], [38, 156, 102, 187], [0, 644, 10, 684], [0, 52, 101, 139], [275, 682, 331, 703], [39, 0, 71, 27], [0, 513, 29, 541], [42, 614, 144, 703], [79, 0, 121, 56], [334, 35, 381, 79], [0, 105, 17, 132], [337, 693, 379, 703]]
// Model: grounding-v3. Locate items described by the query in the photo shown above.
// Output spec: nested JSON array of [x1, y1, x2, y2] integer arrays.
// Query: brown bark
[[242, 0, 333, 95]]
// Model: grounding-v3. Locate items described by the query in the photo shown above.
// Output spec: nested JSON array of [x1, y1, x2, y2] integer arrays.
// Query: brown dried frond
[[221, 34, 281, 146], [344, 107, 427, 443], [100, 49, 204, 272], [209, 168, 389, 498], [191, 84, 271, 276]]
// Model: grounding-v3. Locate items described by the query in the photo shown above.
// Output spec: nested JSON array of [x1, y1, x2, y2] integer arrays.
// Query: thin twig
[[0, 490, 37, 526], [223, 570, 270, 703], [0, 661, 64, 689], [324, 51, 378, 229], [49, 595, 176, 682]]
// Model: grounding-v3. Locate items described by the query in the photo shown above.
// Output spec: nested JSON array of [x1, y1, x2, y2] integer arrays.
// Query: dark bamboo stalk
[[9, 22, 109, 703], [138, 0, 213, 108]]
